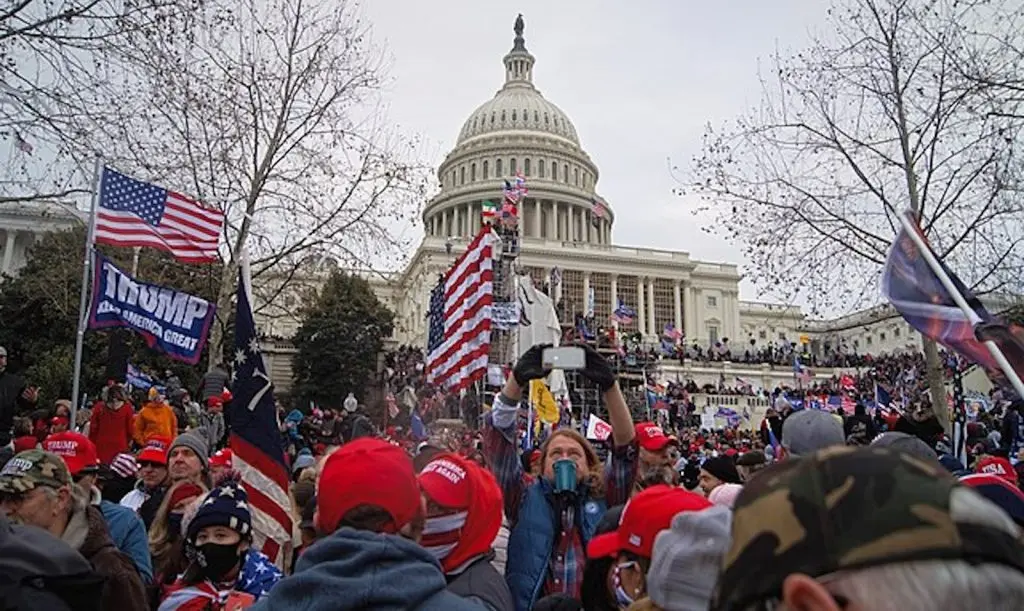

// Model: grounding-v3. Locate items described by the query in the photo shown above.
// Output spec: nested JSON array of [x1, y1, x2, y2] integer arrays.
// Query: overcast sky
[[361, 0, 832, 301]]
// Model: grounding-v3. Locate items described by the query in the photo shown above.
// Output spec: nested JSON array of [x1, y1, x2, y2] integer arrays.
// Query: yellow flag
[[530, 379, 560, 424]]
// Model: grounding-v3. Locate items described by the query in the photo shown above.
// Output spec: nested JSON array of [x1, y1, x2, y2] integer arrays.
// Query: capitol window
[[497, 158, 504, 176], [574, 167, 579, 186], [551, 161, 557, 179], [512, 110, 517, 121], [534, 110, 539, 122], [483, 160, 489, 179], [490, 112, 495, 124], [707, 295, 717, 307], [758, 330, 767, 340], [539, 159, 545, 177], [511, 158, 517, 174], [708, 326, 719, 345], [501, 110, 506, 122], [524, 159, 531, 176], [563, 164, 568, 183], [460, 166, 465, 185], [471, 163, 476, 181], [544, 113, 549, 124]]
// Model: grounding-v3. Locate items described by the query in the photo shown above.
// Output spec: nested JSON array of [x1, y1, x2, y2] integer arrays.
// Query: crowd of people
[[2, 337, 1024, 611]]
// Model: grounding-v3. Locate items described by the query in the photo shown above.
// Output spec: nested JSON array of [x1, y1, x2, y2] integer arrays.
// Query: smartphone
[[542, 346, 586, 370]]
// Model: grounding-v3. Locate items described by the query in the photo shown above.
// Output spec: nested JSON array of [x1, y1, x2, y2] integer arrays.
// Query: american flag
[[426, 228, 497, 392], [228, 255, 293, 569], [95, 167, 223, 264]]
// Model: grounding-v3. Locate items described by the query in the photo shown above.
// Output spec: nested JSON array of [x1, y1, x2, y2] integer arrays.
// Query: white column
[[546, 201, 556, 239], [673, 280, 682, 332], [647, 278, 656, 337], [1, 230, 14, 275], [533, 199, 541, 238], [583, 272, 591, 315], [467, 203, 476, 235], [610, 274, 618, 309], [637, 277, 646, 337], [684, 282, 696, 341], [585, 212, 592, 243], [444, 209, 452, 237], [553, 202, 561, 240]]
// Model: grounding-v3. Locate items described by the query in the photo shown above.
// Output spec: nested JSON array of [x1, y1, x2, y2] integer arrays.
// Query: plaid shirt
[[483, 395, 638, 600]]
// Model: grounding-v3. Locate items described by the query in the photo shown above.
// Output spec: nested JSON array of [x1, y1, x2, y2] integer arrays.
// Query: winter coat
[[200, 367, 229, 402], [98, 496, 153, 584], [89, 400, 135, 464], [490, 517, 510, 575], [250, 527, 487, 611], [158, 548, 282, 610], [63, 501, 148, 611], [120, 482, 168, 530], [447, 553, 514, 611], [0, 369, 33, 445], [506, 479, 606, 611], [133, 402, 178, 447]]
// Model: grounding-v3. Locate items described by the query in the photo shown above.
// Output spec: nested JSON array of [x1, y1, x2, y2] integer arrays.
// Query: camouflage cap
[[0, 450, 72, 494], [710, 446, 1024, 611]]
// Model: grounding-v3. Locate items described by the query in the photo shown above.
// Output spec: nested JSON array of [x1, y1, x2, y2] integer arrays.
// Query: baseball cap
[[780, 409, 844, 456], [961, 473, 1024, 525], [315, 438, 421, 535], [710, 446, 1024, 611], [0, 450, 72, 494], [418, 455, 473, 509], [977, 456, 1018, 485], [635, 423, 678, 452], [647, 505, 732, 611], [209, 448, 233, 470], [587, 484, 712, 559], [42, 432, 99, 477], [0, 346, 7, 357], [870, 431, 939, 462], [137, 436, 171, 466]]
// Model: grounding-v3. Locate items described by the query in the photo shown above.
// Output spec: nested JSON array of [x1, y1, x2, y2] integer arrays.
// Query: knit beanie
[[708, 483, 743, 508], [700, 456, 741, 485], [186, 473, 252, 542], [418, 452, 503, 573], [169, 431, 210, 470]]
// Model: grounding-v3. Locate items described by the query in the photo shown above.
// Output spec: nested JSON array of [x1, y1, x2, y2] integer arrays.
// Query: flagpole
[[71, 158, 103, 416], [896, 210, 1024, 400]]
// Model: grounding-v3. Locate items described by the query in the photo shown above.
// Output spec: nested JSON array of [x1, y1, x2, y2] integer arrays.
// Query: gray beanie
[[647, 505, 732, 611], [870, 431, 939, 462], [168, 431, 210, 470], [781, 410, 844, 456]]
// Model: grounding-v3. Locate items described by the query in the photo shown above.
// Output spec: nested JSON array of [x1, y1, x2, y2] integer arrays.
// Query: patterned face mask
[[420, 510, 468, 562], [613, 561, 639, 609]]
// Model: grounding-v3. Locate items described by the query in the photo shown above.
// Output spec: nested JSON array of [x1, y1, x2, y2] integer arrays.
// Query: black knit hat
[[700, 456, 742, 484], [186, 473, 251, 542]]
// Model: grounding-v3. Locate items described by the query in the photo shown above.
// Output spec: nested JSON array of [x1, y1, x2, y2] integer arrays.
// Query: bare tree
[[684, 0, 1024, 430], [87, 0, 428, 362], [0, 0, 195, 202]]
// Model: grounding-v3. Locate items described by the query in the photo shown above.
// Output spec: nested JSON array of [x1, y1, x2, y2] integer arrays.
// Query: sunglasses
[[138, 461, 165, 469]]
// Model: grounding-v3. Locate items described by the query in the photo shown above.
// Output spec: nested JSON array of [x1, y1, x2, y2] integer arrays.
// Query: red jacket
[[89, 400, 135, 464]]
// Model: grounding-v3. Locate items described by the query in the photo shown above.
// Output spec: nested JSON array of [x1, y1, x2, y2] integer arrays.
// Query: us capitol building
[[0, 18, 951, 391]]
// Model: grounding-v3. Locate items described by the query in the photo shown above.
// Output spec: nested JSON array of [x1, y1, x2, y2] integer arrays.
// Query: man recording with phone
[[482, 342, 637, 611]]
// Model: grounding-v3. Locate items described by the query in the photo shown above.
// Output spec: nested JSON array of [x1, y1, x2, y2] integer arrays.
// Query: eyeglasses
[[138, 461, 164, 469]]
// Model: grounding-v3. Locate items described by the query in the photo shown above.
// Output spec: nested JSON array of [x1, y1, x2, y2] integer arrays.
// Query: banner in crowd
[[89, 254, 216, 364], [126, 363, 166, 395]]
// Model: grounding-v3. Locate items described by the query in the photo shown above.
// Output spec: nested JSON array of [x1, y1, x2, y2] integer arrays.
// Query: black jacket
[[446, 553, 514, 611], [0, 370, 32, 445]]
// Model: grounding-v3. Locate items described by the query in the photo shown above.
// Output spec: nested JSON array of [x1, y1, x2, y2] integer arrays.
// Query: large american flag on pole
[[95, 167, 223, 263], [228, 253, 293, 568], [426, 228, 497, 391]]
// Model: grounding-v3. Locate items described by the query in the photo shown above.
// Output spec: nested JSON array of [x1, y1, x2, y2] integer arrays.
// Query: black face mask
[[167, 513, 184, 538], [191, 542, 242, 581]]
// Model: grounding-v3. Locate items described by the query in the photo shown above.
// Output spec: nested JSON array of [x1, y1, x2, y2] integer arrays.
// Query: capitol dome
[[423, 15, 613, 247]]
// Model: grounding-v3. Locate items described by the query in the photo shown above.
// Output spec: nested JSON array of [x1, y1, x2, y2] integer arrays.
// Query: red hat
[[209, 448, 233, 469], [418, 453, 504, 573], [50, 416, 69, 428], [43, 431, 99, 476], [587, 485, 712, 559], [315, 438, 421, 535], [137, 436, 171, 466], [977, 456, 1018, 485], [12, 436, 37, 454], [634, 423, 678, 452]]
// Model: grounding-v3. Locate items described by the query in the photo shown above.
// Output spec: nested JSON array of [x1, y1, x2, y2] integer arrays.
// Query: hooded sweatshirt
[[89, 399, 135, 464], [249, 527, 487, 611], [133, 401, 178, 447]]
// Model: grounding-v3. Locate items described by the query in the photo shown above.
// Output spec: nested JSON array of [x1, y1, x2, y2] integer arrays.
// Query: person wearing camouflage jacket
[[0, 450, 148, 611], [711, 446, 1024, 611]]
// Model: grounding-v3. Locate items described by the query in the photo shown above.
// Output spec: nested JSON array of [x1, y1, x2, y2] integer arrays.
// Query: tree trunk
[[206, 259, 240, 372], [922, 336, 950, 434]]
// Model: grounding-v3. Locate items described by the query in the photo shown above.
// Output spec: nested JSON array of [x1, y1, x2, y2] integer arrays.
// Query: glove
[[513, 343, 552, 387], [577, 343, 617, 392]]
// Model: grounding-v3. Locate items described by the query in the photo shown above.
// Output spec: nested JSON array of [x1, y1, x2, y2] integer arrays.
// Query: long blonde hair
[[539, 428, 605, 498], [149, 481, 207, 580]]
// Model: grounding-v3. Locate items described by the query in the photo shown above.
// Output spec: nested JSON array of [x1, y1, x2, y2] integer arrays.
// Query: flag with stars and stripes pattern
[[426, 228, 497, 392], [228, 253, 293, 569]]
